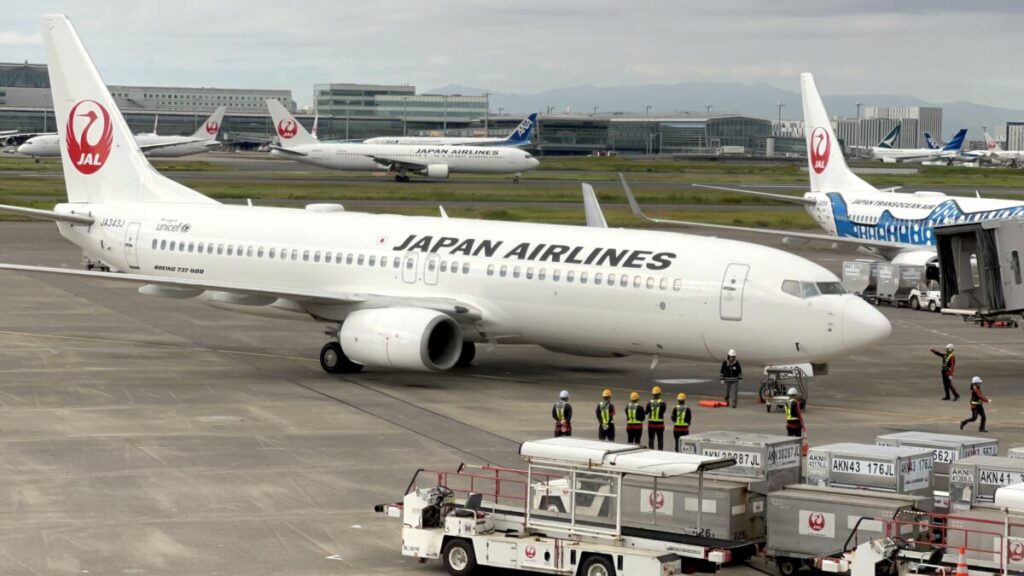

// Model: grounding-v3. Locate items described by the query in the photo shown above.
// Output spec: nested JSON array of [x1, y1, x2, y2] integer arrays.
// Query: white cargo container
[[949, 455, 1024, 509], [806, 443, 934, 498], [841, 261, 874, 297], [677, 431, 802, 493], [1009, 447, 1024, 460]]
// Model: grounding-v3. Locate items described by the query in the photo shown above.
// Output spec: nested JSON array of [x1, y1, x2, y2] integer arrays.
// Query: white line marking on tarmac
[[654, 378, 712, 385]]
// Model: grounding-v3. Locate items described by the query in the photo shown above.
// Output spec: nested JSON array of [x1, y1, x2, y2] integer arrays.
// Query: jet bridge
[[935, 217, 1024, 317]]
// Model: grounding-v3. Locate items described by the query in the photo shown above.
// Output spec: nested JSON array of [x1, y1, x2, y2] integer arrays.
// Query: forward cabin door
[[720, 263, 749, 321], [124, 222, 141, 270]]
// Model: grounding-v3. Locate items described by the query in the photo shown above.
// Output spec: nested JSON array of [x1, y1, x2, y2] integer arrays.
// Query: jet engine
[[423, 164, 450, 179], [891, 249, 938, 267], [339, 307, 462, 371]]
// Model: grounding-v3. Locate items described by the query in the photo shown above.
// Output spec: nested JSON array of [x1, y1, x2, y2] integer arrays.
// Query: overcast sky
[[3, 1, 1024, 109]]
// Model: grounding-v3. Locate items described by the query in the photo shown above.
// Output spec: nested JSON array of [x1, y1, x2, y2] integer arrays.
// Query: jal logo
[[205, 121, 220, 135], [809, 127, 831, 174], [524, 545, 536, 559], [66, 100, 113, 175], [988, 141, 998, 151], [277, 119, 298, 139], [648, 491, 666, 510], [1009, 541, 1024, 562], [807, 512, 826, 532]]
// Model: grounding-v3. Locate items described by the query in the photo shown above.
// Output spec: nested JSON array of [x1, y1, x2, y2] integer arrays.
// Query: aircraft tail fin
[[191, 106, 226, 140], [800, 73, 878, 195], [42, 14, 216, 204], [504, 113, 537, 146], [877, 124, 900, 149], [983, 131, 1002, 152], [942, 129, 968, 152], [265, 99, 317, 147], [924, 132, 941, 150]]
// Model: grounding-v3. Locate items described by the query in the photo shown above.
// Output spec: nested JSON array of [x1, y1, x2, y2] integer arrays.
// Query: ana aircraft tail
[[190, 106, 226, 140], [504, 113, 537, 146], [265, 99, 317, 147], [942, 129, 967, 152], [800, 73, 878, 195], [876, 124, 900, 149], [924, 132, 941, 150], [42, 14, 215, 204]]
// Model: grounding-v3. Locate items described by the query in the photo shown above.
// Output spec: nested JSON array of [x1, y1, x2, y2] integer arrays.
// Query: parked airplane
[[962, 131, 1024, 166], [17, 106, 226, 158], [0, 15, 890, 376], [627, 73, 1024, 266], [266, 99, 538, 182], [849, 124, 901, 158], [858, 128, 967, 164], [924, 132, 942, 150], [362, 113, 536, 147]]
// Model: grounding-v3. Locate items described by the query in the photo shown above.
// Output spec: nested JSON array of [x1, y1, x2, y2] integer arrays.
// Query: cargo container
[[677, 431, 802, 493], [806, 443, 934, 498], [841, 261, 874, 297], [1009, 447, 1024, 460], [945, 505, 1024, 569], [876, 264, 925, 307], [949, 455, 1024, 509], [876, 432, 998, 508]]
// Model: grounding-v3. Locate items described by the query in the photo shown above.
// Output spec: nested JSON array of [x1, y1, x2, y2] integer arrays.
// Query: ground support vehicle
[[759, 366, 808, 413]]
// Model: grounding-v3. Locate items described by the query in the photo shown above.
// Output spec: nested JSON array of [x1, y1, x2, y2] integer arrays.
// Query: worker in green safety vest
[[595, 389, 616, 441], [625, 391, 645, 444], [671, 392, 692, 452], [552, 390, 573, 437], [784, 387, 804, 438], [646, 386, 666, 450]]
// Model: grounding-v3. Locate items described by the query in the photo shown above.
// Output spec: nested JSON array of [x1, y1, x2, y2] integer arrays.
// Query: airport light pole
[[498, 106, 504, 116], [443, 95, 448, 135], [704, 104, 713, 116], [403, 97, 408, 136], [776, 102, 785, 135], [856, 101, 862, 119], [484, 91, 490, 133], [592, 105, 599, 116], [344, 100, 351, 140], [645, 104, 652, 155]]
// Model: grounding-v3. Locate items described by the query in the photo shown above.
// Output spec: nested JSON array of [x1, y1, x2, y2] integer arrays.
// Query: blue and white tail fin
[[800, 73, 878, 195], [189, 106, 226, 140], [942, 129, 967, 152], [504, 113, 537, 146], [877, 125, 900, 149], [924, 132, 941, 150], [42, 14, 215, 204], [265, 99, 317, 147]]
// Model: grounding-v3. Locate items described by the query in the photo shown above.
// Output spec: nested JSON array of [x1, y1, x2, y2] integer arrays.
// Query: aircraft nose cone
[[842, 297, 891, 350], [17, 143, 30, 154]]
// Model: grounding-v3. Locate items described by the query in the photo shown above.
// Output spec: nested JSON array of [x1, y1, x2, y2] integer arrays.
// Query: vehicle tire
[[580, 555, 615, 576], [455, 341, 476, 367], [929, 300, 938, 312], [320, 342, 363, 374], [910, 296, 920, 310], [777, 557, 798, 576], [441, 539, 477, 576]]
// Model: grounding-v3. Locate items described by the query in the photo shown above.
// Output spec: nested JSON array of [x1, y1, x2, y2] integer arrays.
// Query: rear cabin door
[[720, 263, 750, 321], [124, 222, 141, 270]]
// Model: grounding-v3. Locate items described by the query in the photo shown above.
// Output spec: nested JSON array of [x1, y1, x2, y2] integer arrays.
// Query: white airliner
[[0, 15, 890, 376], [17, 106, 226, 158], [266, 99, 539, 183], [856, 127, 967, 164], [362, 113, 536, 147], [627, 73, 1024, 267], [962, 132, 1024, 166]]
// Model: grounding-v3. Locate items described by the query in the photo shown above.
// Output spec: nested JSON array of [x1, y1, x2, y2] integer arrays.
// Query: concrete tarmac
[[1, 223, 1023, 575]]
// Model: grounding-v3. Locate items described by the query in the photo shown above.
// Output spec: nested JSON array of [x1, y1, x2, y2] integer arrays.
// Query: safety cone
[[955, 547, 968, 576]]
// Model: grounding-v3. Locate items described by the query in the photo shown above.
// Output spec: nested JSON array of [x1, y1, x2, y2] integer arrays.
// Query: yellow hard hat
[[602, 389, 612, 398], [630, 391, 640, 401], [652, 386, 662, 395], [677, 392, 687, 401]]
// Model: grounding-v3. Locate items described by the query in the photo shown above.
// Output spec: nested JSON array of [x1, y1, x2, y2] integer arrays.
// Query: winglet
[[581, 183, 607, 228], [439, 205, 449, 219], [620, 173, 653, 222]]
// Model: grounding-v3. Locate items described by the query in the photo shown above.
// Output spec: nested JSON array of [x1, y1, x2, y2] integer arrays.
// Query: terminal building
[[1006, 122, 1024, 151], [862, 106, 942, 149]]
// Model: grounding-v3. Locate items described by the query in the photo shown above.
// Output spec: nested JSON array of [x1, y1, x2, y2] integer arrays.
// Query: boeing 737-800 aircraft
[[363, 113, 536, 147], [18, 106, 226, 158], [266, 99, 539, 182], [0, 16, 890, 376]]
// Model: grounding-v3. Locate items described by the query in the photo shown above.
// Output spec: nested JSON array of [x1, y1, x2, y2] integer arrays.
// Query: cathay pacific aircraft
[[0, 16, 890, 376], [363, 113, 536, 147]]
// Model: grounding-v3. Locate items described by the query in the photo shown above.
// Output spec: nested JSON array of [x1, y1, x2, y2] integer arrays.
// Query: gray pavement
[[1, 222, 1023, 575]]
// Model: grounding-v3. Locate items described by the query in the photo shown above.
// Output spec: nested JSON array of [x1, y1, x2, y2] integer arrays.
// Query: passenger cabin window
[[673, 279, 682, 291], [217, 243, 224, 255], [620, 275, 629, 288], [324, 251, 331, 262], [607, 273, 615, 286], [513, 266, 521, 278], [659, 277, 668, 290], [369, 255, 376, 266], [381, 256, 388, 268], [526, 268, 534, 279], [580, 271, 588, 284], [257, 247, 264, 258], [440, 261, 448, 273], [594, 272, 603, 285], [314, 251, 321, 263], [169, 241, 177, 251], [291, 249, 298, 261], [188, 242, 195, 253], [247, 246, 254, 257], [151, 239, 158, 249], [553, 270, 561, 282], [303, 250, 310, 262], [633, 276, 642, 288], [539, 268, 547, 280], [269, 247, 276, 259], [462, 263, 470, 274], [646, 276, 655, 289], [347, 254, 354, 265], [487, 264, 495, 276], [225, 244, 232, 256], [566, 270, 575, 283]]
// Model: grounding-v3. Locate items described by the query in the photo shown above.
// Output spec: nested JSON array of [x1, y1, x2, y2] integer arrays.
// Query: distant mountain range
[[430, 82, 1024, 140]]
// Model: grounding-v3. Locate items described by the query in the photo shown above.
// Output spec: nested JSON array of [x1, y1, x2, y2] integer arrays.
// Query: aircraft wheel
[[394, 175, 403, 183], [513, 177, 520, 184], [320, 342, 363, 374], [455, 342, 476, 367]]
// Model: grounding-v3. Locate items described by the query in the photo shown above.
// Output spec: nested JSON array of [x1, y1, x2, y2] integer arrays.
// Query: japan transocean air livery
[[18, 106, 226, 159], [0, 15, 889, 376], [626, 73, 1024, 267], [362, 113, 536, 147], [266, 99, 538, 183]]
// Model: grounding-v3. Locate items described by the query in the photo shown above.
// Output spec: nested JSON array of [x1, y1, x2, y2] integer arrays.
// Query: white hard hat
[[559, 390, 569, 399], [727, 349, 736, 357], [788, 387, 798, 395], [971, 376, 982, 385], [946, 343, 955, 350]]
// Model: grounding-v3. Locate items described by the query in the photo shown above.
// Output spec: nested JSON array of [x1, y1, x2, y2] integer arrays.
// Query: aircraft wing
[[269, 145, 308, 156], [0, 263, 483, 320], [691, 184, 816, 206], [137, 138, 203, 152], [363, 153, 429, 171]]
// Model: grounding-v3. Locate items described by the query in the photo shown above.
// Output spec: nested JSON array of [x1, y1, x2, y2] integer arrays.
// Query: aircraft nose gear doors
[[720, 263, 749, 321]]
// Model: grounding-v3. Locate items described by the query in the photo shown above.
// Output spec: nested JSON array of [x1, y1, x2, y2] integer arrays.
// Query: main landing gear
[[394, 174, 411, 183], [512, 172, 521, 184], [320, 342, 363, 374]]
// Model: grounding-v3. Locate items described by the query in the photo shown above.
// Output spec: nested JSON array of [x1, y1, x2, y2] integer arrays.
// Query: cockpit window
[[782, 280, 845, 298], [800, 282, 820, 298], [816, 282, 846, 295], [781, 280, 800, 298]]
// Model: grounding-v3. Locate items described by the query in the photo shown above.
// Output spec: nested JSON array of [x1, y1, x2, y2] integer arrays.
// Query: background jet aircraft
[[363, 113, 536, 147]]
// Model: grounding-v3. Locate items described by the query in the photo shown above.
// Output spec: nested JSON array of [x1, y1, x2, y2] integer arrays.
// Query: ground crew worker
[[625, 392, 645, 445], [646, 386, 667, 450], [930, 343, 960, 401], [784, 387, 804, 437], [671, 392, 692, 452], [595, 389, 616, 441], [960, 376, 991, 432], [720, 349, 742, 408], [552, 390, 573, 437]]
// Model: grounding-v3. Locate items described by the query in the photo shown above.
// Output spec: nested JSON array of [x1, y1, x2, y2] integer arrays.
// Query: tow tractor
[[759, 366, 808, 413], [375, 437, 751, 576]]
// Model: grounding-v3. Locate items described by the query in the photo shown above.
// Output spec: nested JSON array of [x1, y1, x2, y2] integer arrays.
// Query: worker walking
[[646, 386, 667, 450], [720, 349, 742, 408], [784, 387, 805, 438], [595, 389, 616, 441], [930, 344, 960, 401], [625, 392, 645, 445], [552, 390, 573, 437], [671, 393, 692, 452], [960, 376, 991, 433]]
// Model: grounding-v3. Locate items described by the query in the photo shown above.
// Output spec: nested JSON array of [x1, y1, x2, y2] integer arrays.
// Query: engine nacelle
[[339, 307, 462, 371], [423, 164, 450, 179], [891, 249, 938, 267]]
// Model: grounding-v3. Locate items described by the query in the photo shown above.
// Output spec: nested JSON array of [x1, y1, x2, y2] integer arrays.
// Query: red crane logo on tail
[[277, 119, 298, 139], [66, 100, 113, 175], [809, 127, 831, 174], [205, 121, 220, 136], [808, 512, 826, 532]]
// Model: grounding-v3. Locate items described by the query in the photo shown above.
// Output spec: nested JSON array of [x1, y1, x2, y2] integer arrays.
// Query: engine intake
[[423, 164, 450, 179], [339, 307, 462, 371]]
